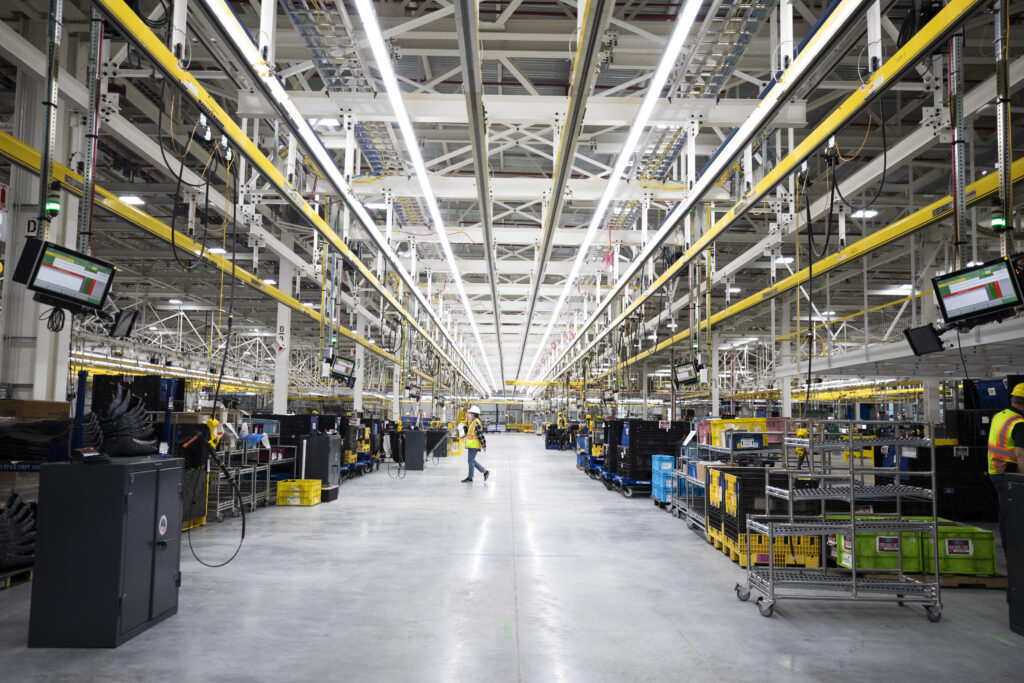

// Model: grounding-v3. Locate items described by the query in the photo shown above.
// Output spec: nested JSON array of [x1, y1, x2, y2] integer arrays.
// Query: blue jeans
[[467, 448, 486, 479], [991, 474, 1009, 555]]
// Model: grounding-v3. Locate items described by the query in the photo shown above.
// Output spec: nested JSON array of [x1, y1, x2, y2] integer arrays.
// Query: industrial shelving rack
[[735, 419, 942, 621]]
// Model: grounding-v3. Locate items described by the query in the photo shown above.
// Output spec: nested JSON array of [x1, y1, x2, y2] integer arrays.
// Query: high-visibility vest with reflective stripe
[[466, 418, 483, 450], [988, 409, 1024, 474]]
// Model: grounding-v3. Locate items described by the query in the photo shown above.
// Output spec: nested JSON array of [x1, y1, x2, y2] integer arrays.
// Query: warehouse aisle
[[1, 433, 1023, 681]]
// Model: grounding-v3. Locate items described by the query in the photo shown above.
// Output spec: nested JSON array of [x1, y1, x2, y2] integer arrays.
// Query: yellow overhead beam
[[91, 0, 481, 392], [594, 154, 1024, 380], [553, 0, 989, 381], [0, 129, 402, 367]]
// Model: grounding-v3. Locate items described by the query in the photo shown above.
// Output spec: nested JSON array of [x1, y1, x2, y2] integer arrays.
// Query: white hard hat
[[468, 405, 482, 415]]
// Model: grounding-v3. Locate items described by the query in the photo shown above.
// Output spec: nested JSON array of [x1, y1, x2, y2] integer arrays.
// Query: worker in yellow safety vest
[[988, 383, 1024, 554], [557, 412, 568, 430], [461, 406, 491, 483]]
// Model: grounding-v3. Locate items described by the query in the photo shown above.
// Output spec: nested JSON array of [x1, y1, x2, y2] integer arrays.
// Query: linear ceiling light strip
[[511, 0, 614, 382], [354, 0, 498, 392], [193, 0, 488, 391], [591, 155, 1024, 380], [0, 129, 402, 367], [520, 0, 704, 383], [453, 0, 506, 390], [91, 0, 486, 393], [538, 0, 985, 388]]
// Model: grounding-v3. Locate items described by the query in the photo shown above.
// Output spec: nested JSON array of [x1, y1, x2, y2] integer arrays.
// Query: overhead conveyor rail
[[541, 0, 990, 385], [90, 0, 486, 394]]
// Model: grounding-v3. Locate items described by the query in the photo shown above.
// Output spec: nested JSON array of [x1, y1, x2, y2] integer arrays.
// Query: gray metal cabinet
[[28, 457, 183, 648]]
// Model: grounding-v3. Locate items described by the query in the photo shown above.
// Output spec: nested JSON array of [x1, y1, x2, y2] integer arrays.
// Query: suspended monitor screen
[[601, 389, 615, 403], [673, 361, 699, 387], [408, 385, 420, 400], [27, 241, 116, 311], [330, 356, 354, 379], [903, 324, 944, 356], [109, 309, 138, 339], [345, 375, 357, 389], [932, 258, 1022, 324]]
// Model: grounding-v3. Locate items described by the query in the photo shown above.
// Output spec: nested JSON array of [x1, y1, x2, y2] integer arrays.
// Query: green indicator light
[[692, 342, 699, 349], [992, 216, 1007, 228], [45, 200, 60, 212]]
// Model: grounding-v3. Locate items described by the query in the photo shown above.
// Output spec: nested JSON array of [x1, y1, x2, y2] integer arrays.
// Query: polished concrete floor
[[2, 433, 1023, 681]]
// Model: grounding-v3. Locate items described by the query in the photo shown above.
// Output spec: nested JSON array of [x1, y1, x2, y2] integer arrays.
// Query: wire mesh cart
[[734, 420, 942, 621]]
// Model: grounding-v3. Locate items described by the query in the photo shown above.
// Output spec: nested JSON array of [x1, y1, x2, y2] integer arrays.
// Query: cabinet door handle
[[156, 540, 168, 549]]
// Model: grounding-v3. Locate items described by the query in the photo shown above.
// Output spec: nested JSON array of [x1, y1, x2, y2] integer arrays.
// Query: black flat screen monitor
[[26, 241, 116, 311], [932, 258, 1022, 324], [346, 375, 357, 389], [673, 361, 699, 387], [601, 389, 614, 403], [330, 356, 354, 379], [903, 325, 944, 356], [408, 385, 420, 400], [109, 309, 138, 339]]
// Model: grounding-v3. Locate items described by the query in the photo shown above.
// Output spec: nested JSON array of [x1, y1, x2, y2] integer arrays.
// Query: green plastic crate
[[836, 531, 923, 572], [921, 525, 996, 576]]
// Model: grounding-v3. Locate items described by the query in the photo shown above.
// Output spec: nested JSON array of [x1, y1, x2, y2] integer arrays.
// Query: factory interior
[[1, 0, 1024, 679]]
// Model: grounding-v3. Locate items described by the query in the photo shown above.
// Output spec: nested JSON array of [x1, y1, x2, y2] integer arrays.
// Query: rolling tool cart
[[735, 420, 942, 621]]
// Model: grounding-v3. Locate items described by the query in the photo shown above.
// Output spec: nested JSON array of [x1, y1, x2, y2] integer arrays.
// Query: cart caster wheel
[[756, 597, 774, 617], [735, 584, 751, 602], [622, 486, 633, 498], [653, 498, 660, 507], [670, 508, 679, 518], [926, 605, 942, 622], [602, 480, 612, 490], [897, 593, 904, 607], [685, 518, 695, 529]]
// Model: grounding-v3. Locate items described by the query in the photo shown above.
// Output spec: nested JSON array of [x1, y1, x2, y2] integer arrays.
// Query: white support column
[[0, 49, 78, 402], [342, 113, 354, 241], [273, 236, 294, 413], [258, 0, 277, 66], [866, 0, 883, 73], [170, 0, 188, 61], [922, 379, 941, 425], [710, 331, 720, 417], [642, 361, 649, 416], [779, 0, 794, 70], [354, 307, 366, 413], [781, 378, 793, 418]]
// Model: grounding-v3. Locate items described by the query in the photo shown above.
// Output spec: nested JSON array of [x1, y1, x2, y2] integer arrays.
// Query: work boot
[[461, 477, 473, 483]]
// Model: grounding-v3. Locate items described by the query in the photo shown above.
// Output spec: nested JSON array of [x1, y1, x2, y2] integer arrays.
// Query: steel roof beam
[[539, 0, 985, 385], [92, 0, 487, 393], [512, 0, 615, 380], [235, 92, 807, 128], [454, 0, 506, 389]]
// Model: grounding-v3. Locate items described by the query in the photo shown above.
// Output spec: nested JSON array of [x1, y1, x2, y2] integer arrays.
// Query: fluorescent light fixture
[[168, 298, 182, 304], [851, 209, 878, 219], [821, 310, 837, 316], [521, 0, 703, 382], [316, 118, 340, 127], [262, 278, 277, 285], [666, 321, 678, 329], [148, 326, 157, 331], [303, 302, 316, 307], [532, 0, 872, 389], [647, 333, 657, 340], [355, 0, 496, 393], [197, 0, 490, 396], [119, 195, 145, 206], [365, 202, 389, 210], [776, 256, 794, 264], [209, 247, 226, 254], [727, 286, 741, 293]]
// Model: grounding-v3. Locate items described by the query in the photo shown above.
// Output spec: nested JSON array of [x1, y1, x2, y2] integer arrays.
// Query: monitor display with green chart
[[28, 242, 116, 311], [932, 258, 1022, 324]]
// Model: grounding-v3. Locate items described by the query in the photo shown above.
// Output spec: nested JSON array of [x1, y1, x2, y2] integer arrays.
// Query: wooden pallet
[[0, 567, 33, 591], [872, 573, 1007, 589]]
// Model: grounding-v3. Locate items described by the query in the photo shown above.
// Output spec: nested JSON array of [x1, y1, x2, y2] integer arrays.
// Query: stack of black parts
[[935, 409, 999, 522], [97, 385, 157, 457], [616, 420, 690, 481], [0, 414, 102, 461], [0, 493, 35, 571], [602, 420, 624, 476], [254, 414, 319, 445], [715, 468, 817, 542], [545, 424, 562, 448]]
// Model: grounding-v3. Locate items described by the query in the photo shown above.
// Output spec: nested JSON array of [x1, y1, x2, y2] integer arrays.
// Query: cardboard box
[[170, 412, 208, 424], [0, 400, 70, 420], [0, 471, 41, 504]]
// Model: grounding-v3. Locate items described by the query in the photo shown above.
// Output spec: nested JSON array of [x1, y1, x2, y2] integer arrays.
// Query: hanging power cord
[[187, 164, 245, 568], [832, 99, 889, 214]]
